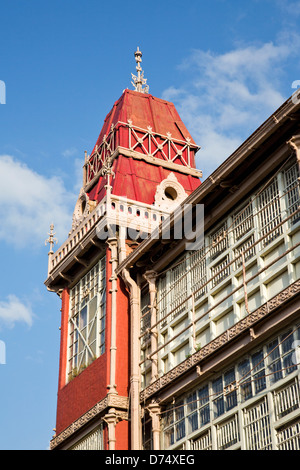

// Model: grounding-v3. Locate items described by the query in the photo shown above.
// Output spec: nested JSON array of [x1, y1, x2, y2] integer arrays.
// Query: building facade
[[45, 49, 201, 450], [46, 50, 300, 450]]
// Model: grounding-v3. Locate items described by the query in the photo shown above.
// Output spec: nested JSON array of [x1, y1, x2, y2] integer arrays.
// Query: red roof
[[87, 89, 201, 205], [91, 89, 197, 152]]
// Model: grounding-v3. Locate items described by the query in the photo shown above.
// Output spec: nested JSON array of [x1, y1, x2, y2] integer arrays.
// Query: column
[[147, 401, 161, 450], [104, 408, 118, 451]]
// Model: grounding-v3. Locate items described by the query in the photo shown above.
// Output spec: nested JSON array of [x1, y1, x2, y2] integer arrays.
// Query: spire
[[45, 223, 58, 277], [45, 223, 58, 252], [131, 47, 149, 94]]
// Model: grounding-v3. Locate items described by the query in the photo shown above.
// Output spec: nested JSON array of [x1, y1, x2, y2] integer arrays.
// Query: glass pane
[[89, 296, 97, 320], [187, 393, 198, 433], [238, 359, 252, 401], [268, 339, 282, 383], [80, 306, 87, 330], [224, 368, 237, 410], [212, 376, 224, 418]]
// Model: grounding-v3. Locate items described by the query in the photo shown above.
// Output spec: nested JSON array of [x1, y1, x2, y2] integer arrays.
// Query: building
[[46, 49, 300, 451], [45, 48, 202, 450]]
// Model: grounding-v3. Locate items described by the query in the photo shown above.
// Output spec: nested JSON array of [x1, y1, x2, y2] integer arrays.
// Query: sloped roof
[[91, 89, 197, 153], [87, 89, 201, 205]]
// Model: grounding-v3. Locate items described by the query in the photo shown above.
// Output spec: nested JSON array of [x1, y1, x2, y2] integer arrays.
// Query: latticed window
[[234, 234, 256, 270], [233, 202, 254, 242], [163, 400, 186, 447], [243, 397, 272, 450], [198, 385, 210, 427], [69, 425, 104, 450], [251, 349, 266, 395], [212, 368, 237, 419], [284, 163, 300, 225], [258, 179, 282, 247], [191, 430, 212, 450], [277, 419, 300, 450], [68, 257, 106, 380], [140, 288, 151, 346], [273, 378, 300, 420], [211, 254, 230, 288], [157, 275, 168, 328], [210, 223, 228, 260], [216, 414, 239, 450], [187, 391, 198, 434], [238, 349, 266, 402], [190, 246, 207, 300], [170, 261, 188, 319], [267, 330, 297, 386]]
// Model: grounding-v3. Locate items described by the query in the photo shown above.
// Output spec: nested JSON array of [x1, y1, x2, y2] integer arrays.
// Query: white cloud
[[62, 147, 78, 158], [0, 295, 34, 329], [162, 37, 300, 178], [0, 155, 77, 248]]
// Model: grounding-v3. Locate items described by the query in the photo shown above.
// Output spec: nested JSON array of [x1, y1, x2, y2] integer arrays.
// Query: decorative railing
[[48, 194, 170, 276], [86, 120, 199, 184]]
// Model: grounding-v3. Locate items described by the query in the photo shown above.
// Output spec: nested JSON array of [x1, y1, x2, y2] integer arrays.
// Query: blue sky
[[0, 0, 300, 450]]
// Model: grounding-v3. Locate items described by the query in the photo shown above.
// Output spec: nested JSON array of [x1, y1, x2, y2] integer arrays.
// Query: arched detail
[[72, 188, 90, 231], [154, 173, 187, 211]]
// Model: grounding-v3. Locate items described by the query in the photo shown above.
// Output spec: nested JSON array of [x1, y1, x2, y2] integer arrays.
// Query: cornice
[[50, 394, 129, 450]]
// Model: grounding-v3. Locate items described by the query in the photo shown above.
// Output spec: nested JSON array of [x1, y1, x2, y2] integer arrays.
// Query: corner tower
[[45, 49, 202, 450]]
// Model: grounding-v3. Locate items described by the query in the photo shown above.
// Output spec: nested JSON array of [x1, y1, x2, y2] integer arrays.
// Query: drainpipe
[[119, 228, 142, 450], [103, 408, 118, 451], [121, 267, 141, 450], [107, 237, 118, 397]]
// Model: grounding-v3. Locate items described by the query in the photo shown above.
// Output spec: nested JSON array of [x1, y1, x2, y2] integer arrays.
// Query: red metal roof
[[87, 89, 201, 205], [91, 89, 197, 152]]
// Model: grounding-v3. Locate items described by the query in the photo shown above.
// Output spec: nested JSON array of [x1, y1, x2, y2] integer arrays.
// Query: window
[[284, 163, 300, 226], [187, 392, 198, 434], [267, 330, 297, 385], [198, 385, 210, 427], [190, 246, 207, 300], [68, 257, 106, 380], [233, 203, 254, 242], [212, 369, 237, 419], [252, 349, 266, 394], [258, 179, 282, 247], [69, 425, 104, 450], [243, 397, 272, 450], [163, 400, 186, 447], [210, 223, 228, 261], [238, 358, 252, 401]]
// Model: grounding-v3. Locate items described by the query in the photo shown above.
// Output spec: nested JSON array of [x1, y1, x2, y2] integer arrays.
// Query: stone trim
[[140, 280, 300, 402], [50, 395, 129, 450]]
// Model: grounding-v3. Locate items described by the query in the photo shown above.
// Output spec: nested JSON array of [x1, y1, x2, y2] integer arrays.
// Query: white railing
[[273, 378, 300, 420], [49, 199, 106, 274], [216, 414, 239, 450], [48, 194, 170, 275], [277, 420, 300, 450], [191, 430, 212, 450], [86, 120, 199, 184]]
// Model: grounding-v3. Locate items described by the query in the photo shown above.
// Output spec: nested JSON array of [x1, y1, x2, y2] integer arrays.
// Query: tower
[[45, 48, 202, 450]]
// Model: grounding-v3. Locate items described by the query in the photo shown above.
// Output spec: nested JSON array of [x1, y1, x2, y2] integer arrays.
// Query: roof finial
[[131, 47, 149, 94], [45, 223, 58, 276], [45, 223, 58, 254]]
